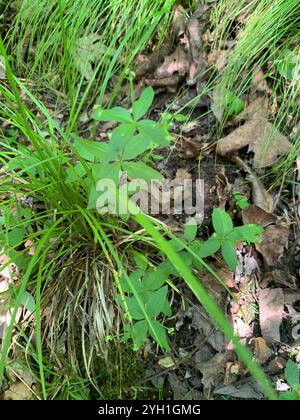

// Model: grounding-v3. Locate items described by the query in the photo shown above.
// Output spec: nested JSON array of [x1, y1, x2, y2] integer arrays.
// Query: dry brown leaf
[[232, 157, 273, 212], [3, 382, 33, 400], [256, 224, 289, 266], [261, 269, 297, 289], [206, 49, 228, 71], [175, 168, 192, 181], [172, 5, 187, 37], [259, 288, 284, 343], [251, 337, 272, 365], [158, 356, 176, 369], [196, 352, 229, 393], [252, 69, 272, 95], [242, 205, 277, 228], [217, 118, 291, 168], [154, 46, 189, 79]]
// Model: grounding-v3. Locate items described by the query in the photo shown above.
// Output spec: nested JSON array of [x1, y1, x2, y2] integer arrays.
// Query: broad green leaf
[[276, 49, 300, 81], [91, 106, 133, 123], [7, 227, 25, 247], [221, 240, 237, 271], [132, 87, 154, 121], [179, 251, 193, 267], [212, 208, 233, 236], [161, 299, 172, 316], [120, 269, 144, 293], [132, 319, 148, 350], [146, 285, 168, 318], [125, 296, 145, 320], [158, 260, 179, 277], [20, 291, 35, 313], [184, 217, 197, 242], [143, 270, 166, 291], [133, 253, 148, 270], [198, 235, 221, 258], [92, 162, 121, 184], [73, 136, 108, 162], [279, 391, 300, 400], [169, 238, 185, 252], [137, 120, 170, 146], [105, 123, 136, 161], [122, 134, 151, 160], [232, 224, 264, 244], [222, 90, 244, 117], [285, 360, 300, 391], [122, 161, 163, 182], [149, 320, 169, 350]]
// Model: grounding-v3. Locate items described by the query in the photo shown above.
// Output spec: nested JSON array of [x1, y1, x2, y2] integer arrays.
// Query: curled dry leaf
[[217, 97, 292, 168], [259, 287, 284, 343]]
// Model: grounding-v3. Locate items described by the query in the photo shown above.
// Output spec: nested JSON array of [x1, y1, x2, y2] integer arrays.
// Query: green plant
[[66, 87, 171, 212], [171, 210, 263, 272], [279, 360, 300, 400], [233, 192, 250, 210], [0, 40, 278, 399]]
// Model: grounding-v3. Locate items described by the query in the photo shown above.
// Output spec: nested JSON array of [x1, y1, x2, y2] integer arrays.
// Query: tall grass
[[210, 0, 300, 181], [7, 0, 177, 133]]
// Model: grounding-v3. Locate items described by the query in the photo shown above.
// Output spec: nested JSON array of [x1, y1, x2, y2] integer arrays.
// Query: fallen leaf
[[242, 205, 277, 228], [217, 107, 292, 168], [196, 352, 228, 394], [154, 46, 189, 79], [175, 168, 192, 181], [207, 49, 229, 71], [158, 356, 176, 369], [251, 337, 272, 365], [172, 5, 187, 38], [3, 382, 33, 400], [256, 224, 289, 266], [259, 288, 284, 343], [232, 157, 274, 212], [261, 269, 297, 289], [214, 377, 264, 399]]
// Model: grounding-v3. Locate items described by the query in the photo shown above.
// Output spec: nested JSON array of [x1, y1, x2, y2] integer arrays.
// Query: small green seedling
[[198, 208, 263, 271], [233, 192, 250, 209]]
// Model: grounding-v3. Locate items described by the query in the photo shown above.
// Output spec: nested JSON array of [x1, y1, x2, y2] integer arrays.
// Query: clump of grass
[[210, 0, 300, 182]]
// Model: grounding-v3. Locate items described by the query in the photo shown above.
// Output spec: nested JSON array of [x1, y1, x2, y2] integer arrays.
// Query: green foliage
[[118, 263, 172, 350], [207, 208, 263, 270], [233, 192, 250, 209], [280, 360, 300, 400], [71, 87, 171, 210], [221, 90, 244, 118]]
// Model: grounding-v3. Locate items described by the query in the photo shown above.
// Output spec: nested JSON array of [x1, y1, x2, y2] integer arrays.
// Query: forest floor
[[0, 1, 300, 400]]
